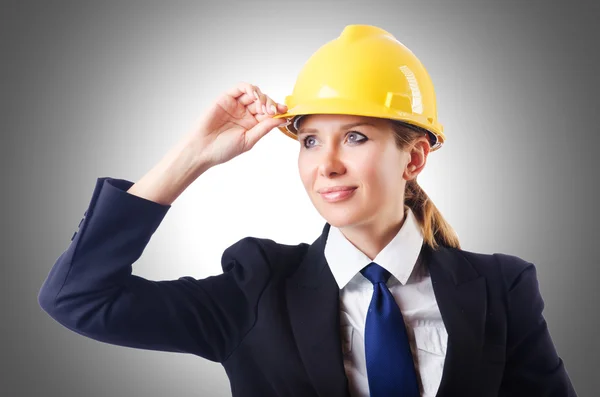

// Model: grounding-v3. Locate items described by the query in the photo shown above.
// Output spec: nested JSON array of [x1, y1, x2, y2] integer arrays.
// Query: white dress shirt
[[324, 206, 448, 397]]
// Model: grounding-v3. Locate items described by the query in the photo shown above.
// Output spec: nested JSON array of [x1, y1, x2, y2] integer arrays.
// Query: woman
[[38, 25, 576, 396]]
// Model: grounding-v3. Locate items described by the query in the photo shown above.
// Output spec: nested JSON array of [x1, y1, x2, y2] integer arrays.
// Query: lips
[[317, 186, 357, 194], [319, 187, 357, 202]]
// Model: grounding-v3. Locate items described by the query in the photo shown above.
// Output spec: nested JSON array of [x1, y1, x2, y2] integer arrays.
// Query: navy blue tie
[[360, 262, 420, 396]]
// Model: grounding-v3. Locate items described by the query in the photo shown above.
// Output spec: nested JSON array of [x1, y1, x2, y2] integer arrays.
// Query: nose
[[318, 146, 346, 177]]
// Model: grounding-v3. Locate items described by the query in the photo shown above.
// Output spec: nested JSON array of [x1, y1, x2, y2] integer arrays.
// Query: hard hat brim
[[272, 97, 444, 151]]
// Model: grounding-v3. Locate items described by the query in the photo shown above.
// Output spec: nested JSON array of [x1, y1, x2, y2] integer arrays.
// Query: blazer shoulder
[[220, 236, 310, 280], [447, 246, 536, 289]]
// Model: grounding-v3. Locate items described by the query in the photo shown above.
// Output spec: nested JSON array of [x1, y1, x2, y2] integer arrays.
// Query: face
[[297, 114, 413, 229]]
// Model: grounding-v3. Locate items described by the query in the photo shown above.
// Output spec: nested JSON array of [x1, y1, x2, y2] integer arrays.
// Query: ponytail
[[404, 178, 461, 250], [389, 120, 461, 250]]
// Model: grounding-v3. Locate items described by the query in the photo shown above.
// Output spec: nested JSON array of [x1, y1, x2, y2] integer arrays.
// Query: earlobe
[[404, 142, 428, 180], [402, 158, 417, 180]]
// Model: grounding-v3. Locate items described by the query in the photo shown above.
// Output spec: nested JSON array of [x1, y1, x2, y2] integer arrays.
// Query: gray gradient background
[[2, 0, 598, 396]]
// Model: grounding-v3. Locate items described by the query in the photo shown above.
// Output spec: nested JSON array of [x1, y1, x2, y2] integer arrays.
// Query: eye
[[301, 135, 316, 149], [301, 131, 368, 149], [347, 131, 367, 143]]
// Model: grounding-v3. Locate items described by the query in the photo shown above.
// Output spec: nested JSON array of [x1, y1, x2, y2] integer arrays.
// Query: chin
[[319, 207, 365, 229], [310, 193, 369, 228]]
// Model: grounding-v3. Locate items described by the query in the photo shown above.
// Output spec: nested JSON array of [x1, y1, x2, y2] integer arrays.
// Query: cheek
[[298, 158, 313, 190], [356, 158, 398, 194], [353, 157, 384, 186]]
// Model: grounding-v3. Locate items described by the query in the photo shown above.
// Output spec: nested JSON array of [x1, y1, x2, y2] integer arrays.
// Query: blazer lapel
[[286, 222, 350, 397], [422, 243, 487, 396], [286, 222, 487, 397]]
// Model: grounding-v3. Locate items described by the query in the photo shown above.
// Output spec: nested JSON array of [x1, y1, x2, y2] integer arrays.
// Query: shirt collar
[[324, 206, 424, 289]]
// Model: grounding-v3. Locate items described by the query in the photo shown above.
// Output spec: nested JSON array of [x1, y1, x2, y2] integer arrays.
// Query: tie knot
[[360, 262, 392, 285]]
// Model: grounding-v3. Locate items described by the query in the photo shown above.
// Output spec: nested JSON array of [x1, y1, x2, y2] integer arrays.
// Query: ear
[[403, 136, 430, 181]]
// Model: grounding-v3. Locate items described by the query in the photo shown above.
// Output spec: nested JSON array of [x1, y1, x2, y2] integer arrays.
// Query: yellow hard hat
[[273, 24, 445, 151]]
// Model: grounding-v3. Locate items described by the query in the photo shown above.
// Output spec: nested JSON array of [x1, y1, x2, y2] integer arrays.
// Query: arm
[[38, 177, 271, 362], [498, 256, 578, 396], [38, 82, 287, 362]]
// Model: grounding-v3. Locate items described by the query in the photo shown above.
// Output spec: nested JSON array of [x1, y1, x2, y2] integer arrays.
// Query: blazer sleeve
[[497, 255, 578, 396], [38, 177, 271, 362]]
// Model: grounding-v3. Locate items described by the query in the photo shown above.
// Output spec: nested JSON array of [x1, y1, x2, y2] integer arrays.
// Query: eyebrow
[[296, 122, 377, 136]]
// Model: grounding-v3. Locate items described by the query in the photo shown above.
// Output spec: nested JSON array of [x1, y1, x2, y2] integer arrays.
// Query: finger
[[244, 117, 291, 149], [225, 82, 258, 100], [253, 100, 285, 119], [255, 91, 284, 116], [247, 96, 272, 117], [254, 85, 264, 99], [236, 85, 260, 114], [229, 83, 264, 113], [253, 111, 272, 122], [237, 92, 257, 107], [252, 86, 287, 115], [254, 87, 280, 114], [261, 95, 274, 115], [251, 97, 264, 115], [254, 88, 267, 113]]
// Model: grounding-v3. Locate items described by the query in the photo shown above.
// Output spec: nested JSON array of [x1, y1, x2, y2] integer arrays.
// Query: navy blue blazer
[[38, 177, 577, 397]]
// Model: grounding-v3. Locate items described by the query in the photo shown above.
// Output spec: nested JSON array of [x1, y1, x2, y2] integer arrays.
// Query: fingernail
[[270, 104, 277, 114], [254, 91, 259, 99]]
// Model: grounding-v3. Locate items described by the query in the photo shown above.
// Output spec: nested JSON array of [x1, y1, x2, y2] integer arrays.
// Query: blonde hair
[[389, 120, 461, 250]]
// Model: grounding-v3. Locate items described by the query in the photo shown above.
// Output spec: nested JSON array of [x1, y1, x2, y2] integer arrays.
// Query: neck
[[339, 206, 407, 261]]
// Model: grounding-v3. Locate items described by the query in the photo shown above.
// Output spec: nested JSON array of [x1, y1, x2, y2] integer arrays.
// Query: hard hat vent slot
[[384, 92, 412, 113]]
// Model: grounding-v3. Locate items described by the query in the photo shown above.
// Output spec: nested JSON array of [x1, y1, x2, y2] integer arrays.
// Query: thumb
[[245, 117, 291, 148]]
